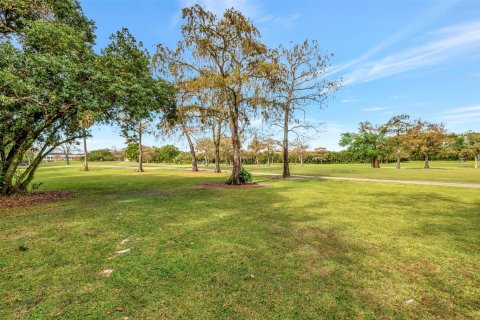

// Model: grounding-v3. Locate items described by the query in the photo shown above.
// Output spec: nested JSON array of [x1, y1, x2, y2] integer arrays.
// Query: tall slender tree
[[79, 113, 95, 171], [99, 28, 175, 173], [268, 41, 340, 178]]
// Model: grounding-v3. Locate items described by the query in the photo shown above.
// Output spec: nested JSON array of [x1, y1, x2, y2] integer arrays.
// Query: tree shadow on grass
[[2, 172, 478, 319]]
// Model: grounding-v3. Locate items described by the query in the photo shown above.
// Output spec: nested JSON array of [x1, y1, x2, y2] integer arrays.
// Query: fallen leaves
[[0, 191, 71, 208]]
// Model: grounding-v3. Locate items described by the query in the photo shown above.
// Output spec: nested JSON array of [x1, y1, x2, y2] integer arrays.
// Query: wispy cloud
[[341, 98, 359, 103], [341, 20, 480, 85], [444, 105, 480, 114], [174, 0, 299, 29], [439, 104, 480, 125], [326, 1, 458, 77], [362, 107, 388, 112], [178, 0, 260, 18], [256, 13, 299, 29]]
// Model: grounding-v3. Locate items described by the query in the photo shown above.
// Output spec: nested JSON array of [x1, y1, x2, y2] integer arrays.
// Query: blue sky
[[81, 0, 480, 151]]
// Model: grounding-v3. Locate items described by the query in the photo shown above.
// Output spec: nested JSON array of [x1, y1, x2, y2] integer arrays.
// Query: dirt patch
[[0, 191, 71, 209], [196, 182, 267, 189]]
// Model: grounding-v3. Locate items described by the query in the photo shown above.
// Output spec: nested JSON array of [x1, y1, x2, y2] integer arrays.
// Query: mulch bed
[[0, 191, 71, 209], [196, 182, 267, 189]]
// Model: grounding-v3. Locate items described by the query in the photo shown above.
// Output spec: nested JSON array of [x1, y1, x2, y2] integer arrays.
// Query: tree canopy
[[340, 122, 387, 168], [0, 0, 103, 194]]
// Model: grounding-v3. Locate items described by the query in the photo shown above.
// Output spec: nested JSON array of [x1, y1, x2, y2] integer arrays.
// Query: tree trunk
[[212, 119, 222, 173], [83, 128, 89, 171], [282, 109, 291, 178], [300, 156, 304, 167], [372, 156, 380, 168], [137, 125, 144, 172], [226, 106, 242, 185], [255, 154, 259, 166], [475, 155, 478, 169], [65, 148, 70, 165], [214, 147, 221, 173], [17, 154, 45, 192], [424, 154, 430, 169], [181, 121, 198, 172], [1, 146, 26, 195], [396, 148, 401, 169]]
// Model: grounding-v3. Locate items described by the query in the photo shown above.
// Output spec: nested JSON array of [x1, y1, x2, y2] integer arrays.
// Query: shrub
[[239, 166, 252, 184]]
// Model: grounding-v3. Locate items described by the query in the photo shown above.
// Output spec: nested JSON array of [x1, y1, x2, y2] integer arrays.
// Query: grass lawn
[[244, 161, 480, 184], [1, 163, 479, 319]]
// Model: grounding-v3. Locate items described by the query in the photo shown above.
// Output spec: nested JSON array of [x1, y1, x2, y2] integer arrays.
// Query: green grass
[[244, 161, 480, 184], [1, 164, 479, 319]]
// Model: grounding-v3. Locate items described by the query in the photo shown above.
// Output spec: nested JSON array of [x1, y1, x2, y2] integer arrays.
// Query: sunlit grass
[[1, 165, 479, 319]]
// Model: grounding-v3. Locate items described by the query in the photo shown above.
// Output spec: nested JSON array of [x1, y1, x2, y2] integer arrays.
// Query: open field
[[39, 160, 480, 184], [1, 163, 479, 319]]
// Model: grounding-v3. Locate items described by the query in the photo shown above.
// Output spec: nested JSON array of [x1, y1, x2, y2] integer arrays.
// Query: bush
[[88, 149, 114, 161], [239, 166, 252, 184]]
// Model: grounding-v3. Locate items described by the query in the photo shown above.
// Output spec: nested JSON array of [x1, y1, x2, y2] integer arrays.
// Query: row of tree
[[340, 115, 480, 169], [2, 2, 340, 194], [153, 5, 340, 183]]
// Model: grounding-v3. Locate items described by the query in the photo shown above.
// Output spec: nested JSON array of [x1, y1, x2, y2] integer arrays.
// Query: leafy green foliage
[[99, 28, 176, 142], [340, 122, 388, 167], [0, 0, 106, 194], [88, 149, 114, 161], [154, 145, 180, 163], [125, 143, 139, 162], [239, 167, 252, 183]]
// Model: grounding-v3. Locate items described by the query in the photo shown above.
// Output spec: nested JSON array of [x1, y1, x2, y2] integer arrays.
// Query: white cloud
[[340, 98, 359, 103], [326, 0, 458, 77], [257, 13, 300, 29], [362, 107, 388, 112], [178, 0, 260, 18], [444, 105, 480, 114], [438, 104, 480, 126], [174, 0, 298, 29], [250, 117, 264, 127], [342, 20, 480, 85]]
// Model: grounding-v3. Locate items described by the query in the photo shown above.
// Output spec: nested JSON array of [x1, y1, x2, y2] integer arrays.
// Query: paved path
[[38, 165, 480, 189], [253, 172, 480, 189]]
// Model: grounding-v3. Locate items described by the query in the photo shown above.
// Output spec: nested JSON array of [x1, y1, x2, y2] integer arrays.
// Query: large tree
[[155, 5, 272, 184], [0, 0, 106, 195], [382, 114, 412, 169], [268, 41, 339, 178], [99, 28, 175, 173], [340, 122, 387, 168], [408, 120, 447, 169]]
